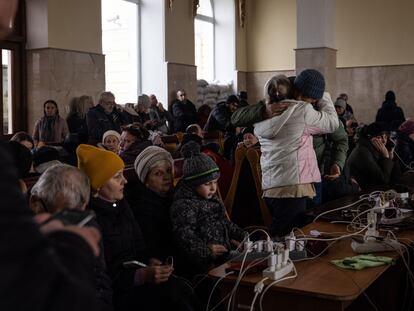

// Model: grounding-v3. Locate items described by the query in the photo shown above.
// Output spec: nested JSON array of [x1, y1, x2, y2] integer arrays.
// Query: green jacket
[[231, 101, 348, 171], [313, 122, 348, 173], [231, 101, 267, 128]]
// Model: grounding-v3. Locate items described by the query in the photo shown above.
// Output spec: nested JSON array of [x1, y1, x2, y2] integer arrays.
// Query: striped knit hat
[[181, 141, 220, 187], [134, 146, 173, 183]]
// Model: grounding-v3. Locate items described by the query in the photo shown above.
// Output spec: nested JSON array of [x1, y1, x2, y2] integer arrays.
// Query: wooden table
[[209, 222, 413, 311]]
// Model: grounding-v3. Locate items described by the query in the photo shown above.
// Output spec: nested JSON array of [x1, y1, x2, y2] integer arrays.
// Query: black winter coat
[[119, 140, 152, 165], [375, 100, 405, 130], [348, 136, 401, 190], [90, 197, 195, 311], [204, 102, 234, 137], [170, 180, 246, 275], [0, 143, 100, 311], [89, 219, 114, 309], [87, 105, 124, 144], [171, 100, 197, 133], [125, 181, 174, 261], [67, 113, 89, 138], [90, 198, 148, 309]]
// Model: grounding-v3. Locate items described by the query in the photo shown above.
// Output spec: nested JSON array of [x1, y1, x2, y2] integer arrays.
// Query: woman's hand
[[324, 164, 341, 180], [264, 101, 289, 119], [208, 244, 228, 257], [371, 137, 389, 158]]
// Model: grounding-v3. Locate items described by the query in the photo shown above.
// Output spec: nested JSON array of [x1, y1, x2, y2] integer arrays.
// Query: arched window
[[102, 0, 140, 104], [195, 0, 215, 82]]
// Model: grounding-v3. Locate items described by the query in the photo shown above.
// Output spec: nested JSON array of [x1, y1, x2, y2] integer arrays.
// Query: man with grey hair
[[30, 163, 113, 308], [30, 164, 90, 214], [86, 91, 125, 144]]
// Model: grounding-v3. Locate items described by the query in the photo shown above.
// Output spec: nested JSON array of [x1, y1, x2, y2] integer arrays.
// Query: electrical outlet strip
[[351, 238, 403, 254], [262, 261, 294, 281], [379, 213, 410, 225]]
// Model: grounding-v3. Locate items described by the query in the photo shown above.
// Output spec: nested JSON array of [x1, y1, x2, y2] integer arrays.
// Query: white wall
[[246, 0, 296, 71]]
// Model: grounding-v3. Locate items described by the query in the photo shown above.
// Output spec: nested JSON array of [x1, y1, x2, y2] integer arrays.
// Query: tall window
[[195, 0, 215, 82], [0, 1, 26, 138], [2, 50, 12, 134], [102, 0, 140, 105]]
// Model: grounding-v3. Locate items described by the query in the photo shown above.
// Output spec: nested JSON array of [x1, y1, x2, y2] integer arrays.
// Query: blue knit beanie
[[181, 141, 220, 187], [294, 69, 325, 100]]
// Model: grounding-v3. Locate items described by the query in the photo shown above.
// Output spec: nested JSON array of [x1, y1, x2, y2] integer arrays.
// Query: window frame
[[101, 0, 141, 102], [123, 0, 141, 93], [0, 0, 27, 139], [195, 0, 216, 81]]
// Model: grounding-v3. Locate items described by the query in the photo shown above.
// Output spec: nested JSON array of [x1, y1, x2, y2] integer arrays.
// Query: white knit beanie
[[102, 130, 121, 144]]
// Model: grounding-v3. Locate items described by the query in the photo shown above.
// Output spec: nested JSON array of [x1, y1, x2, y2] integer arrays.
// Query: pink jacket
[[253, 92, 338, 190]]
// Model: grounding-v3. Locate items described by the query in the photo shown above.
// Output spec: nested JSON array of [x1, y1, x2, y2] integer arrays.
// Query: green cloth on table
[[331, 254, 395, 270]]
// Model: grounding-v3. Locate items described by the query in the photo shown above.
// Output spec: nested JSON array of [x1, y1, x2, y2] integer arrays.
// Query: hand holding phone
[[41, 209, 95, 227], [35, 211, 100, 256]]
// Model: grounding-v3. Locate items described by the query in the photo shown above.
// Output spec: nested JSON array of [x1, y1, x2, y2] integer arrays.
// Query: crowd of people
[[2, 1, 413, 310], [2, 68, 414, 310]]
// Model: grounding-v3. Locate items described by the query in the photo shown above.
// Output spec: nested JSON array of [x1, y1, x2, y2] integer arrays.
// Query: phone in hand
[[386, 138, 396, 151], [41, 209, 95, 227]]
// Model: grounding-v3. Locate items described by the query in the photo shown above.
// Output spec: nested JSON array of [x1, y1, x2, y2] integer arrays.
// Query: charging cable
[[206, 271, 234, 311], [249, 277, 268, 311], [259, 261, 297, 311]]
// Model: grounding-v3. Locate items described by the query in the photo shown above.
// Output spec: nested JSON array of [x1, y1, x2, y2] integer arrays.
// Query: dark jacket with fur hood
[[170, 180, 246, 275]]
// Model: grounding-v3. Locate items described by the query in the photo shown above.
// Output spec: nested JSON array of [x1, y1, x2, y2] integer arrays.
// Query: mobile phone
[[123, 260, 147, 268], [41, 209, 95, 227], [386, 138, 396, 151]]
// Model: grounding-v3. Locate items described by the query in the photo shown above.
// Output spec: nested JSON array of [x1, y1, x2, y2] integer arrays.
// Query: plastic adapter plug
[[244, 238, 253, 253], [254, 278, 267, 293], [262, 245, 294, 280]]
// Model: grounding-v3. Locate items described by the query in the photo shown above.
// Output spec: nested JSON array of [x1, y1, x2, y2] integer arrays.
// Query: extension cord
[[351, 238, 403, 254], [379, 208, 412, 225], [379, 214, 409, 225], [262, 261, 294, 281]]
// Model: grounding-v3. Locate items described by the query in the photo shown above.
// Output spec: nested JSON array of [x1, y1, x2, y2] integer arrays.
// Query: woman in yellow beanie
[[76, 144, 193, 311], [77, 143, 125, 195]]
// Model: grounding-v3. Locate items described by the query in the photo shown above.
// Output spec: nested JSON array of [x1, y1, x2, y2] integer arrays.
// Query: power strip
[[262, 261, 294, 280], [351, 238, 403, 254], [262, 247, 294, 280], [379, 214, 410, 225]]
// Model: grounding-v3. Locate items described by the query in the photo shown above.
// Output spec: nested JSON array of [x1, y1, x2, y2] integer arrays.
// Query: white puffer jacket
[[254, 92, 339, 190]]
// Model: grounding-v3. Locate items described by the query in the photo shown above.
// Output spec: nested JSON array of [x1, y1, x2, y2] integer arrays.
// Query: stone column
[[295, 0, 337, 96], [26, 0, 105, 131]]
